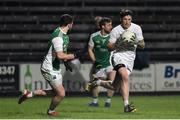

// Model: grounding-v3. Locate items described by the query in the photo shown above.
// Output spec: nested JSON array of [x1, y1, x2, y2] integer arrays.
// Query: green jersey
[[41, 27, 69, 71], [89, 31, 111, 68]]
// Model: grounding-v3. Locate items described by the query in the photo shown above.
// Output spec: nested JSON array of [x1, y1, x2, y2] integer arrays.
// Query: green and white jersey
[[88, 31, 111, 68], [41, 27, 69, 71]]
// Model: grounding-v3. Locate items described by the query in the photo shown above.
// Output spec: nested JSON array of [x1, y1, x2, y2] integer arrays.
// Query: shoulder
[[112, 25, 122, 31], [52, 27, 67, 38], [52, 37, 63, 42], [131, 23, 142, 29], [111, 25, 123, 33], [90, 31, 100, 38]]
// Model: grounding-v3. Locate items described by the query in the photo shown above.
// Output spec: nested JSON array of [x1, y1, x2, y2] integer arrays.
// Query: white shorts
[[95, 66, 113, 79], [112, 52, 134, 74], [41, 69, 62, 88]]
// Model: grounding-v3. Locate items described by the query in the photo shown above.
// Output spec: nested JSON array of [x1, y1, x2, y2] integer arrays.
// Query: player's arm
[[88, 46, 96, 62], [88, 42, 102, 69], [108, 28, 118, 51], [107, 42, 115, 51], [52, 37, 75, 60], [88, 35, 96, 62], [136, 26, 145, 49], [56, 51, 74, 60], [137, 39, 145, 49]]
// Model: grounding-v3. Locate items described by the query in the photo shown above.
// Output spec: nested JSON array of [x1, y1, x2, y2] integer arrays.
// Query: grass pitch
[[0, 95, 180, 119]]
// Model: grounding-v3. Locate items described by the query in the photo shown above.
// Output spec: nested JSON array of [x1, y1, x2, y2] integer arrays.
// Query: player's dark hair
[[59, 14, 73, 27], [120, 9, 133, 18], [99, 17, 112, 29]]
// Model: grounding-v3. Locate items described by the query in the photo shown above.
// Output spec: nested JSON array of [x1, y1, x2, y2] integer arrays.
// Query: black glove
[[74, 50, 82, 59], [94, 61, 102, 70], [63, 61, 73, 72]]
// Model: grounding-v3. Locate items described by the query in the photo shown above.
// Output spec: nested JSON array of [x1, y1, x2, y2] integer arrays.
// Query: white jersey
[[110, 23, 144, 72]]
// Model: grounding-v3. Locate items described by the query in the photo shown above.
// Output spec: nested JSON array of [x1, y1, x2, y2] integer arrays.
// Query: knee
[[56, 91, 65, 98], [121, 74, 129, 82]]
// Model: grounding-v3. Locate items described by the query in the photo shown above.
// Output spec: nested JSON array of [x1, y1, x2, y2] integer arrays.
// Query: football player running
[[87, 17, 116, 107], [87, 9, 145, 113], [18, 14, 81, 116]]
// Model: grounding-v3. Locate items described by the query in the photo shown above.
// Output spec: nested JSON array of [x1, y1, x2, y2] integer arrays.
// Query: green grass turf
[[0, 95, 180, 119]]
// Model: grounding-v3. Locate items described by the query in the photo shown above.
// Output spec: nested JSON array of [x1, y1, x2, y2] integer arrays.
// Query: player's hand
[[63, 61, 73, 72], [74, 50, 82, 59], [123, 40, 137, 48]]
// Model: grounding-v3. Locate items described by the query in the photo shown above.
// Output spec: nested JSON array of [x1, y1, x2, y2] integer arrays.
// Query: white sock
[[93, 97, 98, 103], [106, 98, 111, 103], [48, 109, 55, 113], [124, 100, 129, 106]]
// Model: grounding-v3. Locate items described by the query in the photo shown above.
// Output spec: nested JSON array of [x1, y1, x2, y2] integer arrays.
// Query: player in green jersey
[[87, 17, 116, 107], [18, 14, 80, 116]]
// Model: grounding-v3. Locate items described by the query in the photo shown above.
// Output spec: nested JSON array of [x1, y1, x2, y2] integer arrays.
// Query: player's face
[[103, 22, 112, 34], [68, 22, 73, 30], [121, 15, 132, 29]]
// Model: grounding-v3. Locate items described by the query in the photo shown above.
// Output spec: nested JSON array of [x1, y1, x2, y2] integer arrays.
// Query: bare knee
[[118, 69, 129, 82], [56, 91, 65, 98], [121, 75, 129, 82], [53, 85, 65, 98]]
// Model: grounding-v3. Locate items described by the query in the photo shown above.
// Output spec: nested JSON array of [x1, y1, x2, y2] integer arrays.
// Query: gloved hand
[[63, 61, 72, 72], [74, 50, 82, 59]]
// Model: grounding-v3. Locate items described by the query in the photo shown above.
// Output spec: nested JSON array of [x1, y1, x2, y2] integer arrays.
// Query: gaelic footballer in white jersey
[[110, 23, 144, 73]]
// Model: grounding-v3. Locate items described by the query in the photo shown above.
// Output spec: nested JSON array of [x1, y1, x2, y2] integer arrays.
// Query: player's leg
[[88, 65, 100, 107], [104, 69, 116, 107], [18, 89, 33, 104], [33, 89, 55, 96], [18, 70, 57, 104], [89, 67, 113, 107], [117, 67, 129, 107], [18, 89, 55, 104], [19, 70, 64, 116], [87, 72, 121, 91], [47, 84, 65, 116], [105, 89, 114, 107], [44, 70, 64, 116], [116, 66, 136, 112], [112, 53, 136, 112], [18, 82, 55, 104], [89, 86, 100, 107]]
